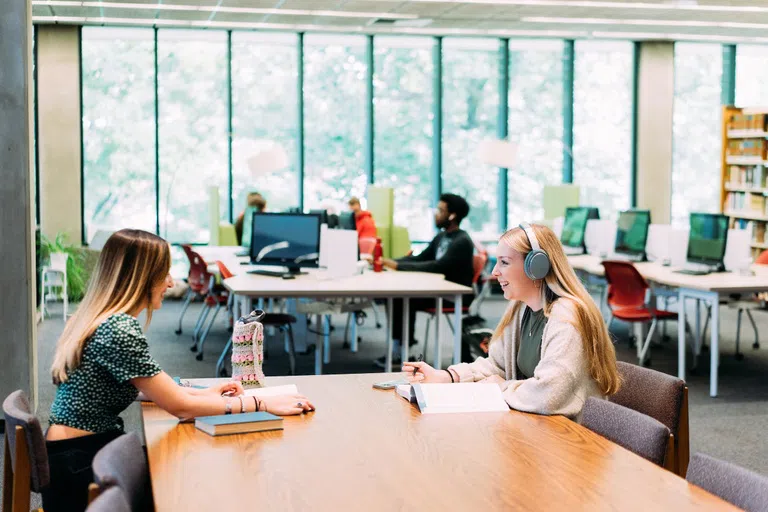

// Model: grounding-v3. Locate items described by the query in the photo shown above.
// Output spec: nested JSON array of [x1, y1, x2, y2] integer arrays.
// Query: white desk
[[193, 246, 472, 374], [569, 254, 768, 397]]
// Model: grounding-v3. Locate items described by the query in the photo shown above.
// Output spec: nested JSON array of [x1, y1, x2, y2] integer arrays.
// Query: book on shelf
[[195, 411, 283, 436], [728, 165, 765, 188], [727, 113, 767, 132]]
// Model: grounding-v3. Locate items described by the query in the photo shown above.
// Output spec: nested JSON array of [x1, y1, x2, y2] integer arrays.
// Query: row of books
[[726, 139, 768, 158], [727, 113, 768, 131], [728, 165, 766, 189], [725, 192, 768, 215], [732, 218, 767, 244]]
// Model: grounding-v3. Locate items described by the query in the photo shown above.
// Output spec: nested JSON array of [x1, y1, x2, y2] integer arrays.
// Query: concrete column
[[636, 42, 675, 224], [37, 26, 82, 245], [0, 1, 37, 408]]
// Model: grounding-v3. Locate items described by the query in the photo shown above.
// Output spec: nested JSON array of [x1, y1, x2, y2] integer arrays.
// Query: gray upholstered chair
[[687, 453, 768, 512], [609, 361, 689, 475], [2, 390, 50, 512], [582, 397, 672, 467], [86, 487, 131, 512], [90, 432, 151, 511]]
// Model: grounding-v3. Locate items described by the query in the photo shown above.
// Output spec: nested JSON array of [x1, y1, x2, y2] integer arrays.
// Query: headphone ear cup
[[524, 250, 551, 281]]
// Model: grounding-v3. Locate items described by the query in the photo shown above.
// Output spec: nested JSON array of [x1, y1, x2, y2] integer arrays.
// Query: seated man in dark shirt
[[374, 193, 475, 368]]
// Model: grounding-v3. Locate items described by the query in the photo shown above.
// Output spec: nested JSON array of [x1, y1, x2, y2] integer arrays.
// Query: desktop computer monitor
[[561, 207, 599, 250], [309, 209, 329, 225], [249, 213, 321, 273], [614, 210, 651, 259], [338, 211, 356, 231], [240, 206, 258, 251], [687, 213, 729, 268]]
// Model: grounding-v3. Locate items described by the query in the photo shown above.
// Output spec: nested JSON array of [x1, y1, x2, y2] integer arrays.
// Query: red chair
[[190, 260, 234, 361], [175, 245, 210, 336], [421, 250, 488, 353], [602, 260, 686, 366]]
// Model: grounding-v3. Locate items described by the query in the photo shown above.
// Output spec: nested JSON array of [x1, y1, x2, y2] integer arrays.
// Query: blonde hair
[[51, 229, 171, 384], [493, 225, 621, 396]]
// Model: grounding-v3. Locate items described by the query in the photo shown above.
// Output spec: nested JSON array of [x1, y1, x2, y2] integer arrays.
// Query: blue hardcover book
[[195, 411, 283, 436]]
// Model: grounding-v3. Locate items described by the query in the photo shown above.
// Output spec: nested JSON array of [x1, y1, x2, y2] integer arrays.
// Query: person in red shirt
[[348, 196, 377, 239]]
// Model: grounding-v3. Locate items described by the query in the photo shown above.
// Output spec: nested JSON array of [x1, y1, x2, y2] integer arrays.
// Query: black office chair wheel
[[661, 335, 672, 343], [689, 367, 699, 376], [195, 353, 203, 361], [753, 342, 760, 349], [640, 358, 652, 368], [175, 328, 182, 335], [218, 367, 229, 378], [190, 344, 198, 352], [701, 345, 709, 353], [342, 341, 350, 350], [376, 323, 382, 329], [735, 353, 745, 361], [628, 335, 637, 348]]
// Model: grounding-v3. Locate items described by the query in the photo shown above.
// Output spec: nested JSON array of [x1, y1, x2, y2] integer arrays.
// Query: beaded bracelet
[[238, 395, 246, 413]]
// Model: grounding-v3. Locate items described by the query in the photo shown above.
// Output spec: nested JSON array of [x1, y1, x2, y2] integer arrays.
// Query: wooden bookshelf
[[722, 105, 768, 259]]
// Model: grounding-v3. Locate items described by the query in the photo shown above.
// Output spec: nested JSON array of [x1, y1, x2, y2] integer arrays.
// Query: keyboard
[[674, 269, 711, 276], [247, 269, 293, 278], [235, 250, 249, 257]]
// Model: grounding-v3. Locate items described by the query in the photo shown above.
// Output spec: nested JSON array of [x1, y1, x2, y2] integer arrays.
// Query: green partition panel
[[543, 184, 580, 222], [367, 186, 394, 228]]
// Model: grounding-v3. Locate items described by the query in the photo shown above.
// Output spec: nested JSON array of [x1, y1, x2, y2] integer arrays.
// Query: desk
[[142, 374, 735, 512], [194, 246, 472, 374], [569, 254, 768, 397]]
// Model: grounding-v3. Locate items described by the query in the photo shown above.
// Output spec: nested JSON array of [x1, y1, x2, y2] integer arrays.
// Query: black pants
[[389, 294, 474, 348], [42, 430, 124, 512]]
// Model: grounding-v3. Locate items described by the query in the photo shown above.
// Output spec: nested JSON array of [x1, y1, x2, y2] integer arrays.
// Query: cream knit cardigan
[[448, 299, 605, 422]]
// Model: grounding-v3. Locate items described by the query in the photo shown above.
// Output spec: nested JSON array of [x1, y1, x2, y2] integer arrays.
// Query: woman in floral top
[[44, 229, 314, 512]]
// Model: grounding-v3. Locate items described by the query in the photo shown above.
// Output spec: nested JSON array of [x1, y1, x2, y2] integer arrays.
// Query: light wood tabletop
[[568, 254, 768, 293], [142, 374, 736, 512]]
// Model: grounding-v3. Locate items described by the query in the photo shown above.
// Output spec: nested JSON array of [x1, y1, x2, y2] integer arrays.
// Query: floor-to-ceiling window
[[374, 36, 435, 241], [157, 30, 228, 243], [81, 27, 156, 242], [736, 45, 768, 106], [304, 34, 367, 212], [442, 38, 499, 237], [672, 43, 723, 227], [507, 39, 565, 227], [231, 32, 299, 216], [573, 40, 633, 218]]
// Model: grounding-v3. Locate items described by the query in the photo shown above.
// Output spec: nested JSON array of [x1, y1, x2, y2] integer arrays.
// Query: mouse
[[281, 273, 295, 280]]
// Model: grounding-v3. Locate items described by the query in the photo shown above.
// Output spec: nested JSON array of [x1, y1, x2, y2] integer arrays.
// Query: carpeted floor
[[5, 292, 768, 508]]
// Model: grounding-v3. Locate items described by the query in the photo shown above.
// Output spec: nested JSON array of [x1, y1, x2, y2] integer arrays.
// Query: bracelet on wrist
[[237, 395, 245, 414], [224, 399, 232, 415], [445, 369, 455, 383]]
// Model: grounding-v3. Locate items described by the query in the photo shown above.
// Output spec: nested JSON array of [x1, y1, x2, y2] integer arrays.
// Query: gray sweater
[[448, 299, 604, 422]]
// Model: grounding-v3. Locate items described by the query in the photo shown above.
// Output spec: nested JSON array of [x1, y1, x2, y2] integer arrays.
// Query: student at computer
[[375, 193, 475, 367], [234, 191, 267, 245], [43, 229, 314, 512], [403, 223, 621, 421], [348, 196, 377, 239]]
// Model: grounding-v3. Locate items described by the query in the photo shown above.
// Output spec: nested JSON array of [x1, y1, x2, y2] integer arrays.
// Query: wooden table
[[142, 374, 735, 512], [569, 254, 768, 396]]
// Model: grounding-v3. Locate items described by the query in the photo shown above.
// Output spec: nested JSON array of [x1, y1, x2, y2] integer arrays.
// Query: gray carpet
[[5, 293, 768, 508]]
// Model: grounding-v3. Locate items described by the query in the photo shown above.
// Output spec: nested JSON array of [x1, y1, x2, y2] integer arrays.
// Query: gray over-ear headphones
[[519, 223, 551, 281]]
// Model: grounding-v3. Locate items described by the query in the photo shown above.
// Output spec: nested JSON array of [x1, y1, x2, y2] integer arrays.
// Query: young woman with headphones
[[403, 223, 621, 421]]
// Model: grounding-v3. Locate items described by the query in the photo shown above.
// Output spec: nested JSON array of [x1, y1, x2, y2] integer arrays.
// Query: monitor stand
[[247, 265, 307, 279]]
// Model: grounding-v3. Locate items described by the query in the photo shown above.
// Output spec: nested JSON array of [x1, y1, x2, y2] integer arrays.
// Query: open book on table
[[396, 383, 509, 414]]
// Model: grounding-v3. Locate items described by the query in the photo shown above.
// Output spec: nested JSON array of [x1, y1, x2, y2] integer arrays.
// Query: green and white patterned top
[[49, 313, 162, 433]]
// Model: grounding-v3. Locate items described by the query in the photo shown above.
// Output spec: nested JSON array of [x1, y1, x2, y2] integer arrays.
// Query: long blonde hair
[[51, 229, 171, 384], [493, 224, 621, 396]]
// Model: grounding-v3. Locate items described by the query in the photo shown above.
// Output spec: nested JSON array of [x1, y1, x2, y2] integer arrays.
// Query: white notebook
[[244, 384, 298, 397], [397, 383, 509, 414]]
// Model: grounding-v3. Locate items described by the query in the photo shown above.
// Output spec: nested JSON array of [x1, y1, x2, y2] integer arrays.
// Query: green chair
[[217, 223, 238, 247]]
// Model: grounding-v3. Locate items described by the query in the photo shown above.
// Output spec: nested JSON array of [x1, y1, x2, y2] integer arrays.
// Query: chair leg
[[735, 309, 744, 360], [191, 305, 211, 351], [62, 276, 68, 319], [286, 324, 297, 375], [746, 309, 760, 350], [176, 290, 193, 335], [196, 304, 222, 361], [3, 431, 13, 512], [423, 315, 432, 358], [216, 337, 233, 377], [371, 302, 383, 329], [323, 315, 331, 365], [638, 319, 658, 365], [343, 313, 351, 349]]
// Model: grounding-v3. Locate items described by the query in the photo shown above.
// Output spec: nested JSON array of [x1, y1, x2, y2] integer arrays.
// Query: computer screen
[[309, 209, 329, 225], [614, 210, 651, 256], [560, 207, 599, 248], [240, 206, 258, 250], [250, 213, 321, 271], [338, 211, 356, 231], [687, 213, 729, 266]]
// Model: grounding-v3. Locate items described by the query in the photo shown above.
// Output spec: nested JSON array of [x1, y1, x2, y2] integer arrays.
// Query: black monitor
[[561, 207, 599, 249], [338, 211, 356, 231], [309, 209, 329, 225], [249, 213, 321, 273], [687, 213, 729, 268], [614, 209, 651, 259]]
